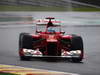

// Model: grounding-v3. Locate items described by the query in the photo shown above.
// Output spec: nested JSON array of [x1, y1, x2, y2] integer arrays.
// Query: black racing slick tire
[[71, 35, 84, 62], [19, 33, 33, 61], [20, 56, 31, 61], [19, 33, 33, 49]]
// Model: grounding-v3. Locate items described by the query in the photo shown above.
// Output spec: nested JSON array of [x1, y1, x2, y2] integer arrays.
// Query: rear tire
[[71, 35, 84, 62]]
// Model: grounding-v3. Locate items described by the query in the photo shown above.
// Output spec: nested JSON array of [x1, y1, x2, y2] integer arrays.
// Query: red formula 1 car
[[19, 17, 84, 62]]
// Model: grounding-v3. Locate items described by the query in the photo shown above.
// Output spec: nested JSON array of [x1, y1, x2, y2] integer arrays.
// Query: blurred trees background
[[0, 0, 99, 6], [0, 0, 100, 11], [74, 0, 100, 6]]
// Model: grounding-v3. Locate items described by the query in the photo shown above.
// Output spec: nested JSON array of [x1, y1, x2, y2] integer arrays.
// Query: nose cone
[[47, 35, 58, 42]]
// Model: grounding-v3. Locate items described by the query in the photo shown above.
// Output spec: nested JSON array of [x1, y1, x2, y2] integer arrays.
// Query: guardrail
[[0, 0, 100, 9], [0, 0, 68, 7]]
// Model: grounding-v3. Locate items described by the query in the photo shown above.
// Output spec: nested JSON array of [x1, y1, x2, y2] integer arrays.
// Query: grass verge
[[73, 7, 100, 11], [0, 5, 100, 11], [0, 5, 67, 11]]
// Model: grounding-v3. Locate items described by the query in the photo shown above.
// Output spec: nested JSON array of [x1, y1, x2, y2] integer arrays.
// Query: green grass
[[0, 72, 17, 75], [0, 5, 67, 11], [0, 5, 100, 11], [73, 7, 100, 11]]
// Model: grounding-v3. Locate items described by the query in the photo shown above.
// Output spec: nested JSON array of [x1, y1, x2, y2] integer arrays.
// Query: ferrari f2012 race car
[[19, 17, 84, 62]]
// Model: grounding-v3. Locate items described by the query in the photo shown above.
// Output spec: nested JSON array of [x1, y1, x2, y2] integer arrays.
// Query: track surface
[[0, 12, 100, 75]]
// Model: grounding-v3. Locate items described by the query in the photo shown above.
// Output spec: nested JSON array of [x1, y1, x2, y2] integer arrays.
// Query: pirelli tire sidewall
[[71, 35, 84, 62]]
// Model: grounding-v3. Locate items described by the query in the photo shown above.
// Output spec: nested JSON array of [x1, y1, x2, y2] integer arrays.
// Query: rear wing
[[33, 17, 63, 33], [35, 19, 61, 25]]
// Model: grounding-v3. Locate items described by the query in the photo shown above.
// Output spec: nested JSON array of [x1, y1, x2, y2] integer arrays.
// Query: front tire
[[19, 33, 33, 61], [20, 56, 31, 61], [71, 35, 84, 62]]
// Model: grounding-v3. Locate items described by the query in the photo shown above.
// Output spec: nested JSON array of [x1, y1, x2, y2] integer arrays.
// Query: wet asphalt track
[[0, 12, 100, 75]]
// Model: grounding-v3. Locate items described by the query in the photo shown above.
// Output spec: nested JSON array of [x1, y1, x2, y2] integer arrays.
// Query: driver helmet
[[47, 27, 55, 32]]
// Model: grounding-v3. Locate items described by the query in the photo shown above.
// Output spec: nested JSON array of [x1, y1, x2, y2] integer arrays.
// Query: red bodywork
[[31, 32, 72, 55], [29, 17, 73, 56], [19, 17, 83, 60]]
